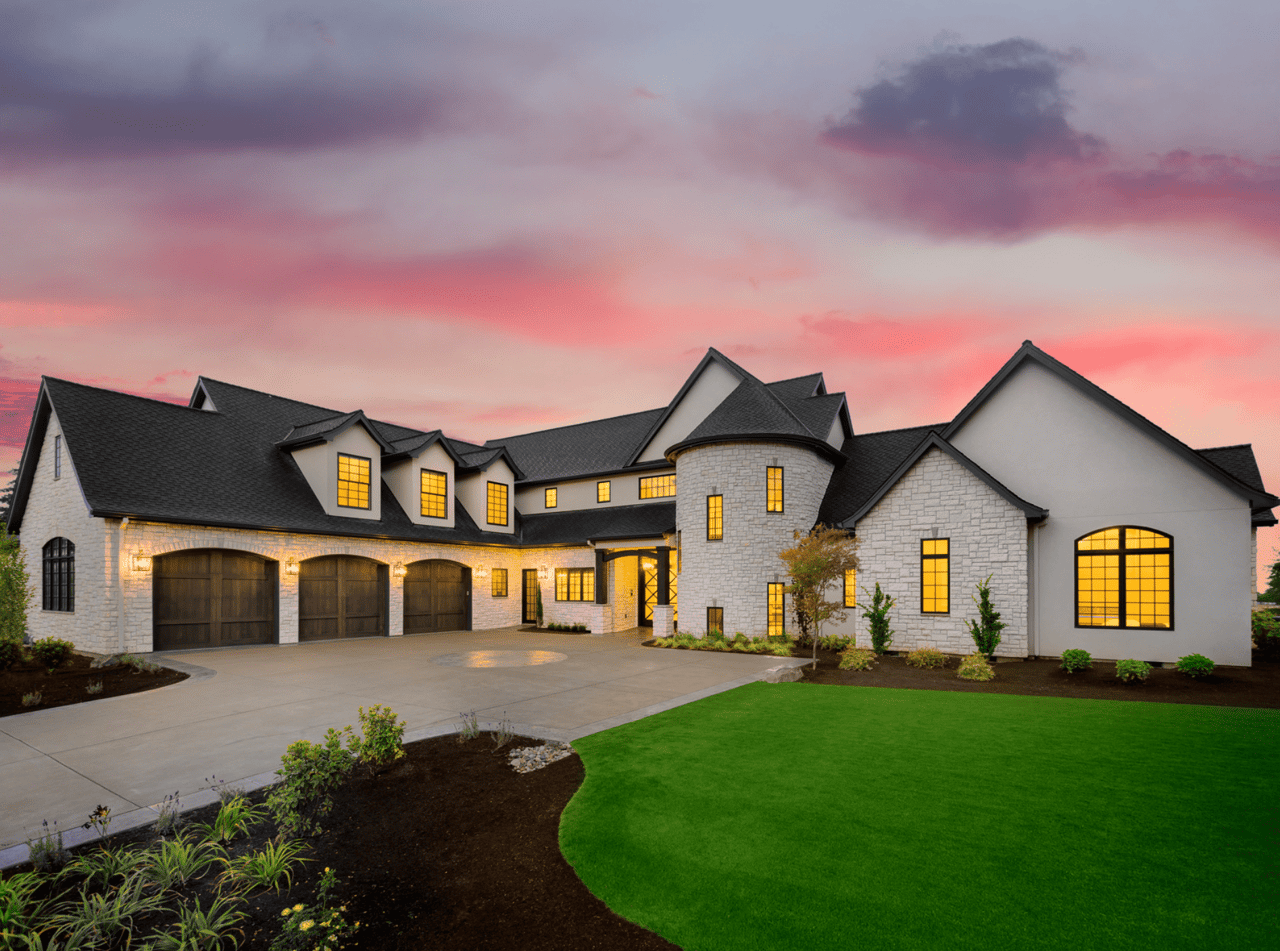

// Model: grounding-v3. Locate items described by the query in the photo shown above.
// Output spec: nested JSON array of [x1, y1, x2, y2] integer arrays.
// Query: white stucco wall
[[675, 441, 833, 638], [826, 447, 1029, 657], [636, 360, 741, 463], [514, 467, 677, 513], [382, 441, 456, 527], [949, 360, 1255, 666], [456, 459, 515, 534], [289, 424, 384, 521]]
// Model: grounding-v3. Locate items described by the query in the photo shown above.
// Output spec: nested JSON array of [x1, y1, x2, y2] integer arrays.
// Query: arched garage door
[[154, 550, 278, 651], [299, 556, 388, 641], [404, 560, 471, 634]]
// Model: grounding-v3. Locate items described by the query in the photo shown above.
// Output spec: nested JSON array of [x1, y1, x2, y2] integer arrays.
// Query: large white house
[[8, 342, 1275, 666]]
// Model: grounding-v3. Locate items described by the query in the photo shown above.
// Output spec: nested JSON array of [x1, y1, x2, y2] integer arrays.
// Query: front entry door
[[639, 556, 657, 627], [522, 570, 539, 623]]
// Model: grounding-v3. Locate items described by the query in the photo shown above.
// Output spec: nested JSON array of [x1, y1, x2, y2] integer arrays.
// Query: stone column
[[279, 564, 300, 644], [651, 604, 675, 638]]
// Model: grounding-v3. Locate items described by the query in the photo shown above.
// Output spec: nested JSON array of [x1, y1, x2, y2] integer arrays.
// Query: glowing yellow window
[[545, 488, 557, 509], [707, 495, 723, 540], [1076, 527, 1172, 629], [597, 481, 610, 503], [491, 568, 508, 598], [420, 469, 447, 518], [639, 474, 676, 499], [844, 568, 857, 608], [766, 466, 784, 513], [767, 583, 785, 637], [486, 482, 508, 526], [921, 538, 949, 613], [337, 454, 370, 509]]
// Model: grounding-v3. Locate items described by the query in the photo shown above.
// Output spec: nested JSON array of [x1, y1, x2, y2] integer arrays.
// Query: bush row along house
[[7, 341, 1276, 665]]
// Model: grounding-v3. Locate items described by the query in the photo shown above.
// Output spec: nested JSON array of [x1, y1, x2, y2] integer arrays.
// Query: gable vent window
[[545, 487, 558, 509], [337, 454, 371, 509], [421, 469, 447, 519], [707, 494, 723, 541], [597, 481, 611, 503], [487, 482, 509, 526], [639, 474, 676, 499], [1076, 527, 1173, 629], [54, 434, 62, 480], [921, 538, 949, 614], [42, 537, 75, 612], [766, 466, 784, 512]]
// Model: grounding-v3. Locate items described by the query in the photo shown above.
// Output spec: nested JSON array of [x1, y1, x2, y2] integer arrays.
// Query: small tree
[[861, 583, 896, 654], [0, 527, 33, 645], [535, 584, 544, 628], [1259, 551, 1280, 603], [778, 525, 859, 667], [965, 574, 1006, 659], [0, 468, 17, 524]]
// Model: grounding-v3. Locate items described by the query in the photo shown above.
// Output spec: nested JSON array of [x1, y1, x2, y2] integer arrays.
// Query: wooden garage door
[[404, 560, 470, 634], [154, 550, 277, 651], [299, 556, 387, 641]]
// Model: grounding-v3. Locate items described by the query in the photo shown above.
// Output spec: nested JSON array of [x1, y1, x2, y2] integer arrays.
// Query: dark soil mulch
[[797, 646, 1280, 707], [0, 652, 188, 717]]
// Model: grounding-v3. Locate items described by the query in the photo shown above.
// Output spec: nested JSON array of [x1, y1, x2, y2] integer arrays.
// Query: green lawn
[[561, 683, 1278, 951]]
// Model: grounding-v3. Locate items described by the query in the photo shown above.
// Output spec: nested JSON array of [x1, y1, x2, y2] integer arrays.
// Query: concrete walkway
[[0, 627, 803, 861]]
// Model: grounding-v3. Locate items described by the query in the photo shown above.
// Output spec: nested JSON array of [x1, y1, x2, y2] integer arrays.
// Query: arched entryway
[[404, 560, 471, 634], [153, 549, 278, 650], [299, 556, 388, 641]]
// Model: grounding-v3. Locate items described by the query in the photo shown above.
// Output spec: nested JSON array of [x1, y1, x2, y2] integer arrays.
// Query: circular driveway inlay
[[433, 649, 568, 668]]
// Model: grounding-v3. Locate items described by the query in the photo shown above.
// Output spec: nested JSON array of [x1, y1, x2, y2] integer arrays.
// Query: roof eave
[[665, 432, 847, 465], [4, 380, 53, 534]]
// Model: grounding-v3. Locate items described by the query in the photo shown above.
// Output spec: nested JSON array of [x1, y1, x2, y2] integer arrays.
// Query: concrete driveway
[[0, 626, 802, 861]]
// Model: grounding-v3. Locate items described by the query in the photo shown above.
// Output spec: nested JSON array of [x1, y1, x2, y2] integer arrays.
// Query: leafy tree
[[778, 525, 859, 666], [964, 573, 1006, 658], [1259, 550, 1280, 603], [0, 526, 33, 645], [0, 467, 16, 525]]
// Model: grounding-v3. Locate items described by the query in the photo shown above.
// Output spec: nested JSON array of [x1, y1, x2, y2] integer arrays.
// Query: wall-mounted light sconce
[[537, 564, 549, 581], [130, 551, 152, 572], [284, 557, 299, 576], [392, 562, 407, 579], [473, 565, 489, 579]]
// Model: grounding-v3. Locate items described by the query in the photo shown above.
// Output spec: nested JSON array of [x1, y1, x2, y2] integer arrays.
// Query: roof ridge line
[[486, 405, 665, 445]]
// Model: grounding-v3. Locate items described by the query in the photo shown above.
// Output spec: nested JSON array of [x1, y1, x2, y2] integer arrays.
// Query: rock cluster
[[508, 741, 576, 774]]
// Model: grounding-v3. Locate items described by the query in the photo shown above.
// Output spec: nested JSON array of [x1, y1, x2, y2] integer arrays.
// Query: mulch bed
[[11, 646, 1277, 949], [0, 651, 188, 718]]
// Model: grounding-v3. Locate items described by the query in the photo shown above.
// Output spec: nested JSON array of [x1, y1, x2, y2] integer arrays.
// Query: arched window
[[1076, 527, 1172, 629], [42, 537, 75, 612]]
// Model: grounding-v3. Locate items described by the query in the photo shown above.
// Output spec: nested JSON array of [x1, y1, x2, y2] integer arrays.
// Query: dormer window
[[421, 469, 447, 518], [487, 481, 508, 526], [337, 454, 371, 509]]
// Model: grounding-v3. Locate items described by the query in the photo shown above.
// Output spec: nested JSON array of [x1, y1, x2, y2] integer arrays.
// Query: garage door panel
[[299, 556, 387, 641], [403, 560, 469, 634], [154, 550, 276, 651]]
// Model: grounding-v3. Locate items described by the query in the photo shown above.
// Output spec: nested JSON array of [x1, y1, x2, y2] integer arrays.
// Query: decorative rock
[[761, 664, 804, 683], [507, 741, 577, 774], [89, 653, 124, 669]]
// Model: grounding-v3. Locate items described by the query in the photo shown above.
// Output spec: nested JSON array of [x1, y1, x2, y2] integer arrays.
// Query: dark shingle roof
[[786, 392, 845, 443], [818, 423, 948, 525], [520, 503, 675, 546], [1197, 444, 1277, 526], [683, 377, 815, 444], [765, 373, 825, 402], [484, 407, 665, 483]]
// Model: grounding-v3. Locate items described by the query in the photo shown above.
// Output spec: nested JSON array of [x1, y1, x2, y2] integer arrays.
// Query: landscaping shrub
[[199, 796, 266, 846], [271, 867, 358, 951], [29, 637, 75, 671], [0, 869, 45, 943], [816, 635, 855, 652], [220, 838, 311, 893], [904, 646, 947, 669], [861, 583, 896, 654], [1175, 654, 1215, 678], [1060, 649, 1093, 673], [0, 637, 24, 672], [1115, 659, 1153, 683], [0, 527, 32, 647], [346, 704, 406, 776], [1251, 609, 1280, 650], [838, 646, 877, 671], [150, 890, 246, 951], [965, 574, 1006, 658], [21, 690, 41, 708], [267, 729, 354, 838], [957, 652, 995, 682]]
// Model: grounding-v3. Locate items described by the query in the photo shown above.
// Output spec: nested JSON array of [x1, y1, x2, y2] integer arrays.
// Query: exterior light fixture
[[392, 562, 407, 579], [284, 557, 299, 576], [130, 551, 152, 572], [473, 565, 489, 579], [537, 564, 550, 581]]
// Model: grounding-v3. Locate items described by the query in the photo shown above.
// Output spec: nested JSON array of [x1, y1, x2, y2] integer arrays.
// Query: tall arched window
[[42, 537, 75, 612], [1076, 527, 1172, 629]]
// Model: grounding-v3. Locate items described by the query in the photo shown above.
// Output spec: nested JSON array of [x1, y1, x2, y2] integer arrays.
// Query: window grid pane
[[707, 495, 723, 540], [921, 538, 949, 613], [487, 482, 508, 526], [337, 454, 370, 509], [1075, 527, 1172, 629], [492, 568, 508, 598], [639, 474, 676, 499], [844, 568, 857, 608], [707, 606, 724, 635], [597, 481, 610, 503], [554, 568, 593, 601], [767, 583, 785, 637], [766, 467, 784, 512], [555, 569, 568, 601], [42, 537, 75, 612], [545, 488, 557, 509], [420, 469, 447, 518]]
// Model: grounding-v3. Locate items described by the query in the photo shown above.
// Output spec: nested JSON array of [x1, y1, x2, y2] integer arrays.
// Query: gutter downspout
[[117, 517, 129, 653]]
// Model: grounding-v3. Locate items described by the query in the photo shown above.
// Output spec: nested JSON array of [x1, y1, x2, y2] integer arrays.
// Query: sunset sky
[[2, 1, 1277, 585]]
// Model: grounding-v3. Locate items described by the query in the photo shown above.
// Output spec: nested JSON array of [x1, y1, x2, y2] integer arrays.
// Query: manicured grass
[[561, 683, 1278, 951]]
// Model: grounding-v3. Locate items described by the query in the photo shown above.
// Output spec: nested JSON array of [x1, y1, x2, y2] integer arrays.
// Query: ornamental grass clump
[[199, 796, 266, 846], [1175, 654, 1215, 678], [957, 652, 995, 682], [220, 837, 311, 893], [26, 820, 69, 873], [905, 646, 947, 669], [838, 646, 877, 671], [1060, 649, 1093, 673], [1115, 658, 1153, 683]]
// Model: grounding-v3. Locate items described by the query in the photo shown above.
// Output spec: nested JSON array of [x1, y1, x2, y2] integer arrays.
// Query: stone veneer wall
[[675, 441, 833, 638], [832, 447, 1028, 656]]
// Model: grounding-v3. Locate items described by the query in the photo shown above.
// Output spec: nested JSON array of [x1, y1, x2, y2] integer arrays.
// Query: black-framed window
[[639, 474, 676, 499], [54, 434, 62, 480], [597, 481, 611, 503], [492, 568, 509, 598], [555, 568, 595, 601], [766, 466, 784, 512], [337, 453, 371, 509], [42, 537, 75, 612], [707, 494, 723, 540], [844, 568, 857, 608], [545, 487, 557, 509], [767, 583, 785, 637], [1076, 526, 1173, 629], [707, 606, 724, 635], [487, 481, 508, 526], [921, 538, 949, 614], [421, 469, 447, 518]]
